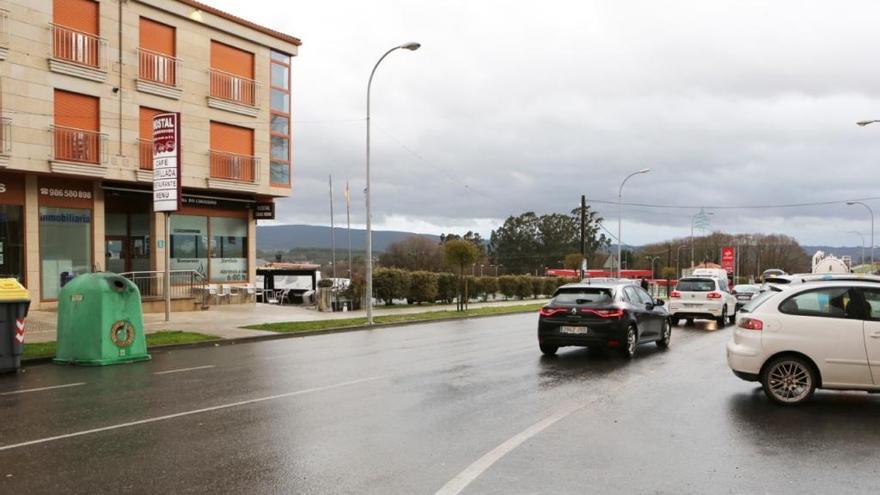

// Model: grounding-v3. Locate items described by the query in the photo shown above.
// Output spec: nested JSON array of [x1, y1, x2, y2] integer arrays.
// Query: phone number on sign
[[40, 188, 92, 199]]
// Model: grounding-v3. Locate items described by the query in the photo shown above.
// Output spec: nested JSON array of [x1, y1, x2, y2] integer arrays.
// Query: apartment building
[[0, 0, 299, 309]]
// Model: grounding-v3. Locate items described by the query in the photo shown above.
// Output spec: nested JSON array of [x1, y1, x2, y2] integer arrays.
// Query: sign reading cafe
[[152, 113, 181, 212]]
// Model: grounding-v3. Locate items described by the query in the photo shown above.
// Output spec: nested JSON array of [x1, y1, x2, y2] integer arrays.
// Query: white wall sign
[[153, 113, 181, 212]]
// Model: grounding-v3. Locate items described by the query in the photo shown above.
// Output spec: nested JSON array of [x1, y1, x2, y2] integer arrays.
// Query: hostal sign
[[152, 113, 181, 212]]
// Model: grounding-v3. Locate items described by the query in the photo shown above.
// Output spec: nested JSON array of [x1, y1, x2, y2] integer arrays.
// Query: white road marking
[[0, 382, 86, 396], [435, 400, 589, 495], [0, 376, 385, 452], [153, 365, 216, 375]]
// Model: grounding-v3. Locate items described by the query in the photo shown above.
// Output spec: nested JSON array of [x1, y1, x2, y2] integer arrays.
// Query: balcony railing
[[52, 125, 106, 164], [138, 48, 181, 87], [118, 270, 209, 308], [0, 118, 10, 154], [210, 151, 259, 183], [0, 9, 9, 48], [139, 139, 154, 170], [209, 69, 259, 107], [50, 24, 107, 70]]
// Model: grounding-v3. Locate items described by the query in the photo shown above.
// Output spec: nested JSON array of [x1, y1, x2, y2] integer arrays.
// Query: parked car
[[761, 268, 787, 281], [732, 284, 761, 310], [537, 282, 671, 358], [727, 281, 880, 405], [668, 276, 737, 326]]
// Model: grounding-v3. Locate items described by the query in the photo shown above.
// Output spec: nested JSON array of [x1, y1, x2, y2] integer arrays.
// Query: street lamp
[[617, 168, 651, 277], [645, 255, 660, 280], [857, 120, 880, 127], [690, 210, 714, 269], [365, 42, 421, 325], [848, 231, 866, 266], [847, 201, 874, 268]]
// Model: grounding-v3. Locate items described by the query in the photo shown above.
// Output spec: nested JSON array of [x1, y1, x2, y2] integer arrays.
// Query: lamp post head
[[400, 42, 421, 51], [847, 201, 857, 206], [857, 120, 876, 127], [637, 168, 651, 174]]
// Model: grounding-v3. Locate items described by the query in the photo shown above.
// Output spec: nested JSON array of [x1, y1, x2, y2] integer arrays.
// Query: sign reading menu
[[152, 113, 181, 212]]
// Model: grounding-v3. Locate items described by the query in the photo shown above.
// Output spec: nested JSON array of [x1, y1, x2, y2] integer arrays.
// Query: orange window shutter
[[53, 0, 99, 34], [210, 41, 254, 79], [54, 90, 99, 131], [139, 107, 164, 140], [210, 122, 254, 155], [139, 17, 175, 56]]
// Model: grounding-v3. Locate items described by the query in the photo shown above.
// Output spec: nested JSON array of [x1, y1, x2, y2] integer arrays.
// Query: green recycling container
[[54, 273, 151, 366], [0, 278, 30, 373]]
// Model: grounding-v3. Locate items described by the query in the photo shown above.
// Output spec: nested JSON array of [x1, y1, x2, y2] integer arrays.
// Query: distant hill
[[257, 224, 440, 252]]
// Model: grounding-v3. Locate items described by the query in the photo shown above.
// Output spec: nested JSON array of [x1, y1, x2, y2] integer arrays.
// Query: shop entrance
[[104, 192, 152, 274]]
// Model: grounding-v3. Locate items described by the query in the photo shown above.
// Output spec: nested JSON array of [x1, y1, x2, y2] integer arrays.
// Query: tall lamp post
[[847, 201, 874, 268], [848, 230, 866, 266], [645, 255, 660, 279], [365, 42, 421, 325], [690, 210, 714, 269], [617, 168, 651, 277]]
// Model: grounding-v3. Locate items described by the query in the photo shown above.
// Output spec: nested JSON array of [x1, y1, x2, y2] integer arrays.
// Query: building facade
[[0, 0, 299, 309]]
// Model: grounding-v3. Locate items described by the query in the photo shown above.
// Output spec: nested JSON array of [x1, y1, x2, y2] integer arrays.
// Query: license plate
[[684, 303, 701, 307], [737, 295, 750, 301], [560, 326, 589, 335]]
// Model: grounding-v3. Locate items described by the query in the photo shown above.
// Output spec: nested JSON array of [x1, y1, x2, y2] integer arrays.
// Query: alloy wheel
[[767, 360, 813, 403]]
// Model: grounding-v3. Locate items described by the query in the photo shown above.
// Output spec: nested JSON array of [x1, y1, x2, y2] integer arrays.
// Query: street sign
[[152, 113, 181, 212], [721, 246, 735, 274], [254, 202, 275, 219]]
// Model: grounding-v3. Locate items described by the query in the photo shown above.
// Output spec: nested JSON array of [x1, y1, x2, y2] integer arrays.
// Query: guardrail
[[210, 150, 259, 183], [209, 69, 259, 106], [138, 48, 181, 87], [50, 23, 107, 70], [118, 270, 209, 308], [51, 125, 106, 164]]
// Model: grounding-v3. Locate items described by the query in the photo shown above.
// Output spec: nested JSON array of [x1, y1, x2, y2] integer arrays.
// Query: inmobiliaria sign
[[152, 113, 181, 212]]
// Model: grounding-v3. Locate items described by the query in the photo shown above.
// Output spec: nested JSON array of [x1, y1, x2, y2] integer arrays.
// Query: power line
[[585, 197, 880, 210]]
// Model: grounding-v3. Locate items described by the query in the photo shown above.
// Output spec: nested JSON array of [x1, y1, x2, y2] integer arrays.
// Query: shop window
[[210, 217, 248, 282], [40, 207, 92, 300], [170, 215, 208, 277], [0, 205, 24, 282]]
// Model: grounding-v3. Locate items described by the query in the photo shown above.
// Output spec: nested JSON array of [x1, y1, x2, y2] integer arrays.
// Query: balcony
[[0, 118, 10, 167], [50, 125, 107, 177], [208, 151, 260, 193], [0, 9, 9, 60], [49, 24, 108, 81], [136, 48, 183, 100], [207, 69, 260, 117], [135, 139, 155, 182]]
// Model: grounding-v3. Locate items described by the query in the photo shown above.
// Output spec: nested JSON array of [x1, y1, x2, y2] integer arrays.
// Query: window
[[209, 217, 248, 282], [860, 289, 880, 320], [40, 207, 92, 300], [269, 50, 291, 186], [0, 205, 24, 282], [54, 89, 100, 164], [170, 215, 208, 277], [635, 288, 654, 305], [623, 286, 639, 303], [551, 288, 612, 306], [210, 41, 255, 105], [139, 17, 177, 86], [779, 287, 858, 319], [210, 121, 255, 182], [676, 278, 716, 292]]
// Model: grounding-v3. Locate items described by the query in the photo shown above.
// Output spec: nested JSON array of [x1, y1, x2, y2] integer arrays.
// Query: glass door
[[106, 236, 128, 274]]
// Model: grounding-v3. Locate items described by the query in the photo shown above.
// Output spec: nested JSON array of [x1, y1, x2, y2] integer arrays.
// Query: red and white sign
[[14, 319, 25, 344], [153, 113, 181, 212], [721, 246, 735, 275]]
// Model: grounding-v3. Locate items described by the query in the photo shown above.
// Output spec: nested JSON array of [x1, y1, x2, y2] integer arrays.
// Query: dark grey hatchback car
[[537, 282, 672, 358]]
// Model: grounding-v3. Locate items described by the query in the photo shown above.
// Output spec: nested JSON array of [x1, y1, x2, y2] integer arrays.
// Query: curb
[[21, 308, 540, 364]]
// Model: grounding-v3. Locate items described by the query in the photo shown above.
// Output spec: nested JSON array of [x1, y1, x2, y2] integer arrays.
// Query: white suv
[[727, 281, 880, 405], [668, 276, 737, 326]]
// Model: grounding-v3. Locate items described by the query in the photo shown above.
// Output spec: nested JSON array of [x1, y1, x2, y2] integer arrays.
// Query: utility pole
[[329, 174, 336, 281], [666, 244, 672, 298], [580, 194, 586, 279], [345, 180, 352, 280]]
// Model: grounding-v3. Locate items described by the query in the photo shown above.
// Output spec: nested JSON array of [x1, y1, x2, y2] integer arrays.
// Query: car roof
[[557, 282, 630, 290]]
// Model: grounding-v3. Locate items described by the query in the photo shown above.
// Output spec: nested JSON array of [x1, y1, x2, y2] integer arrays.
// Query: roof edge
[[175, 0, 302, 47]]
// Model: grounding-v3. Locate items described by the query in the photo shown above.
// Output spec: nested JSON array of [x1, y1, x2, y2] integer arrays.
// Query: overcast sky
[[211, 0, 880, 247]]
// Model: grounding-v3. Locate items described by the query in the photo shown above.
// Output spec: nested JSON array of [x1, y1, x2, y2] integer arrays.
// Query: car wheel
[[620, 325, 638, 359], [671, 318, 681, 327], [539, 343, 558, 356], [685, 318, 694, 326], [656, 320, 672, 349], [761, 356, 817, 406], [728, 306, 737, 324], [716, 306, 727, 327]]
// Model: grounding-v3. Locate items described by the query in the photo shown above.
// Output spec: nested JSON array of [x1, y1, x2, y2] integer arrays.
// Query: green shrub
[[543, 277, 560, 296], [373, 268, 412, 305], [498, 275, 519, 300], [477, 276, 499, 301], [515, 276, 532, 300], [530, 277, 544, 298], [409, 271, 439, 304], [437, 272, 458, 304]]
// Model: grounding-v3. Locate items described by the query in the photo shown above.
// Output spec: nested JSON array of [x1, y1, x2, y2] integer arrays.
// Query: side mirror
[[645, 302, 655, 310], [654, 298, 665, 306]]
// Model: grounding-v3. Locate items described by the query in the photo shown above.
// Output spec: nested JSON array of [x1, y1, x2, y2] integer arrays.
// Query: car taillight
[[539, 307, 566, 317], [738, 317, 763, 331], [670, 290, 681, 298], [592, 308, 624, 319], [707, 292, 722, 299]]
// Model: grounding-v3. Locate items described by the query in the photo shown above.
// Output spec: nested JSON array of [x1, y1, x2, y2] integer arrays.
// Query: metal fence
[[118, 270, 208, 308]]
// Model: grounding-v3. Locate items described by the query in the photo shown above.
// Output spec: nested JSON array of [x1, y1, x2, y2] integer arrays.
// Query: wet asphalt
[[0, 314, 878, 494]]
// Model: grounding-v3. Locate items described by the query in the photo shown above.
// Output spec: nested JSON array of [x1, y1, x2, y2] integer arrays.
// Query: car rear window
[[764, 277, 792, 284], [676, 278, 716, 292], [739, 291, 774, 313], [733, 285, 758, 294], [552, 288, 613, 305]]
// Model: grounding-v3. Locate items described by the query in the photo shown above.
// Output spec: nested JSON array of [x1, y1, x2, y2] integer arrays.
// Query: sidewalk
[[23, 299, 548, 344]]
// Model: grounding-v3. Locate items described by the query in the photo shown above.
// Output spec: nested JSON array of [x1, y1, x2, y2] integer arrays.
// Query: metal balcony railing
[[50, 24, 107, 70], [209, 69, 259, 107], [0, 118, 10, 155], [138, 138, 153, 170], [51, 125, 106, 164], [210, 150, 259, 183], [138, 48, 181, 87]]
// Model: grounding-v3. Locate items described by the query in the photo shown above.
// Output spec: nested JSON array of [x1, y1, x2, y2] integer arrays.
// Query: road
[[1, 314, 878, 494]]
